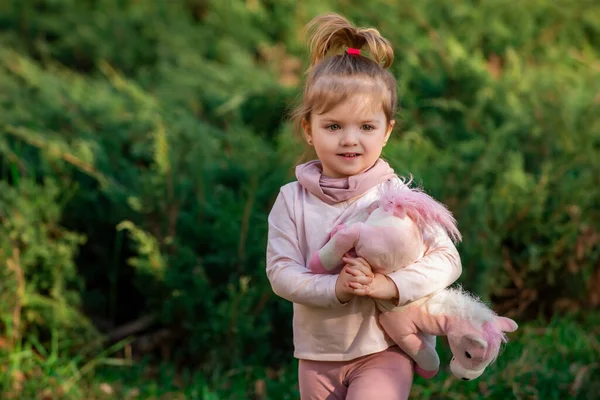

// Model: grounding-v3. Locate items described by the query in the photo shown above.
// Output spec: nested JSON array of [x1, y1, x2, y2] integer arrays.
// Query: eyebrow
[[320, 119, 379, 124]]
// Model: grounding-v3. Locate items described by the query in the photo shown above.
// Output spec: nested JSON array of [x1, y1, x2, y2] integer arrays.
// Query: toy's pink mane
[[379, 178, 462, 243], [482, 321, 508, 361]]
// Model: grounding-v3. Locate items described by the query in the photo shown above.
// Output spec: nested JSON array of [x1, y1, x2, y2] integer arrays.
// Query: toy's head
[[448, 316, 518, 381], [350, 183, 462, 276], [359, 205, 425, 275]]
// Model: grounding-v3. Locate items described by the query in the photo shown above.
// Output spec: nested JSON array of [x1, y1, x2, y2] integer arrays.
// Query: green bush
[[0, 0, 598, 388], [0, 178, 95, 349]]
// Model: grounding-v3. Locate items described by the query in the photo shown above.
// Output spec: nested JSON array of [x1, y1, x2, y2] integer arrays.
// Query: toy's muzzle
[[450, 357, 486, 381]]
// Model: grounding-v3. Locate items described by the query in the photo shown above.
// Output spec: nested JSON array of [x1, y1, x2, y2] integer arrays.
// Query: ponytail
[[305, 13, 394, 68]]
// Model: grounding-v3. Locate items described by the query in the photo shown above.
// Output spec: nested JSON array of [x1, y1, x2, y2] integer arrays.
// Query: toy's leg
[[414, 333, 438, 379], [329, 223, 347, 239], [419, 332, 436, 350], [379, 312, 440, 379], [396, 333, 439, 379], [309, 224, 361, 274]]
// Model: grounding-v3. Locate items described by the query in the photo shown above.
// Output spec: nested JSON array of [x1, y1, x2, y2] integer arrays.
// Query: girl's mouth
[[338, 153, 361, 158]]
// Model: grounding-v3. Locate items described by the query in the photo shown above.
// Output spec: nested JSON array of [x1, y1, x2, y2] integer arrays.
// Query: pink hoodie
[[266, 159, 462, 361]]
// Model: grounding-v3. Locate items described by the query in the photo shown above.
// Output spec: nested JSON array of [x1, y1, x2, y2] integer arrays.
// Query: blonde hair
[[292, 13, 398, 148]]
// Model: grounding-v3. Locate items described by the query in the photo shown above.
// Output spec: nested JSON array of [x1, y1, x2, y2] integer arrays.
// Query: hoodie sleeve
[[386, 225, 462, 306], [266, 188, 347, 308]]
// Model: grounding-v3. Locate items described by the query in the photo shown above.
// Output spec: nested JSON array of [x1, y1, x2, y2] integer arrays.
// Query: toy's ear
[[464, 334, 488, 349], [394, 203, 407, 218], [495, 317, 518, 333]]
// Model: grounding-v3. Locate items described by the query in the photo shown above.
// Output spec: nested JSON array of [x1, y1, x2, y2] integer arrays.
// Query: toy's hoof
[[415, 366, 438, 379]]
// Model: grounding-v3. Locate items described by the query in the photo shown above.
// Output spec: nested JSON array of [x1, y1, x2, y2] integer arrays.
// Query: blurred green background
[[0, 0, 599, 399]]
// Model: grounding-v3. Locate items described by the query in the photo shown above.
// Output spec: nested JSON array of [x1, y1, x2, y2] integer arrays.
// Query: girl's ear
[[301, 118, 313, 145], [384, 120, 395, 144]]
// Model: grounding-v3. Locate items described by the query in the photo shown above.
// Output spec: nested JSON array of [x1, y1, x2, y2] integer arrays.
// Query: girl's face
[[303, 95, 394, 178]]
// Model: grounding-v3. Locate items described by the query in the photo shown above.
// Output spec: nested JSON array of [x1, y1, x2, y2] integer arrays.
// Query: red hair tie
[[347, 48, 361, 56]]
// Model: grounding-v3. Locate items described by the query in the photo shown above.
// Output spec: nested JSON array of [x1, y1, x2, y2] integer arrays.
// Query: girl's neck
[[296, 159, 396, 205]]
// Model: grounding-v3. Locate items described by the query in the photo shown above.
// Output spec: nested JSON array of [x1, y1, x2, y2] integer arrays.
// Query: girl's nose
[[340, 129, 359, 146]]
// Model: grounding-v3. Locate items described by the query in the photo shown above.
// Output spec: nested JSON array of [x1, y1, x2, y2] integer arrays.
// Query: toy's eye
[[465, 351, 472, 359]]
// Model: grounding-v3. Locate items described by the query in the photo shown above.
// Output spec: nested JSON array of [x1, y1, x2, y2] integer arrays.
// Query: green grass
[[1, 313, 598, 399]]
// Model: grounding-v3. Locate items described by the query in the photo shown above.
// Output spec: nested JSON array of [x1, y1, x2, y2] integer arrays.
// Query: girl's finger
[[348, 282, 364, 289], [347, 277, 372, 286], [342, 257, 362, 268], [355, 257, 369, 267], [354, 274, 373, 283], [350, 278, 372, 287], [344, 267, 365, 276], [350, 286, 370, 296], [354, 257, 373, 271], [344, 267, 363, 277], [344, 266, 371, 278], [343, 258, 374, 277]]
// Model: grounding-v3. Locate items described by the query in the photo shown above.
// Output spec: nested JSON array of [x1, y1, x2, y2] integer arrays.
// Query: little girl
[[266, 13, 462, 400]]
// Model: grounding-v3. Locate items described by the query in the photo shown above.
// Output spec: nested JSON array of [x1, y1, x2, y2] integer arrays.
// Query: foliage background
[[0, 0, 599, 399]]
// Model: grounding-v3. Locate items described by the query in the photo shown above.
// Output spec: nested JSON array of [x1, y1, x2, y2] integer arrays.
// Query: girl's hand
[[335, 255, 373, 303], [342, 255, 374, 280], [335, 267, 371, 303], [342, 255, 376, 297], [343, 256, 399, 302], [361, 273, 400, 301]]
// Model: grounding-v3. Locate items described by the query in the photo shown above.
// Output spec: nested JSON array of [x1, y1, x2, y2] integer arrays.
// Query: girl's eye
[[326, 124, 341, 131], [362, 124, 375, 131]]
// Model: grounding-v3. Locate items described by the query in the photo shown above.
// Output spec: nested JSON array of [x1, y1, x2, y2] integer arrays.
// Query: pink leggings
[[298, 347, 414, 400]]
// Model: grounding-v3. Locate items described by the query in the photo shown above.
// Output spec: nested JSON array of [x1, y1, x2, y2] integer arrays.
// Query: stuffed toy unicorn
[[379, 287, 518, 380], [309, 179, 518, 380]]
